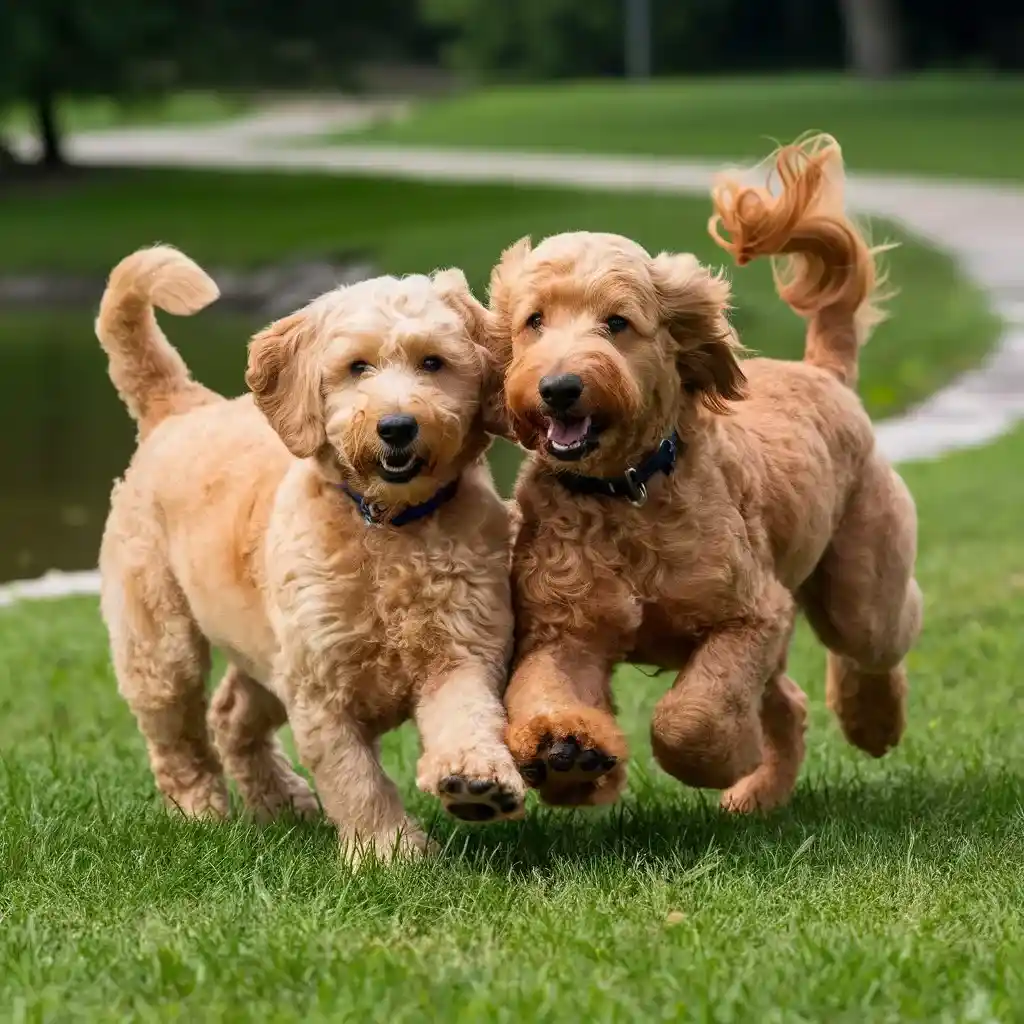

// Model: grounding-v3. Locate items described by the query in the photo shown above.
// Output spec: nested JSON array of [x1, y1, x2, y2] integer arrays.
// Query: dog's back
[[101, 395, 289, 682], [96, 247, 290, 679]]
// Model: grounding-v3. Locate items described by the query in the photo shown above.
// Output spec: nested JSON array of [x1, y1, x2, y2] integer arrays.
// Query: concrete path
[[2, 113, 1022, 605]]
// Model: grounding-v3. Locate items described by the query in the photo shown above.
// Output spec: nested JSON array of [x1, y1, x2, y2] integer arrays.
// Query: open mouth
[[377, 449, 424, 483], [544, 414, 596, 462]]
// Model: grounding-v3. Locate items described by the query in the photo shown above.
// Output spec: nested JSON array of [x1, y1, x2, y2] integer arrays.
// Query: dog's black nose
[[376, 414, 419, 447], [539, 373, 584, 413]]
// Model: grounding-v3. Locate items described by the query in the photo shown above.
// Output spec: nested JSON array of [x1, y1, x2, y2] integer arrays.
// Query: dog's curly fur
[[489, 135, 923, 811], [96, 247, 523, 862]]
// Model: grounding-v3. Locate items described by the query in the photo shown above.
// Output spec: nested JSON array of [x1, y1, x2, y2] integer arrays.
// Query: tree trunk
[[34, 86, 65, 168], [837, 0, 904, 79]]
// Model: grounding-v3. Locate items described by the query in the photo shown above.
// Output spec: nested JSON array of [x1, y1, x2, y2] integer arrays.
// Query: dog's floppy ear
[[246, 309, 325, 457], [432, 267, 493, 347], [475, 348, 513, 440], [650, 252, 746, 414], [487, 236, 532, 359], [432, 267, 512, 439]]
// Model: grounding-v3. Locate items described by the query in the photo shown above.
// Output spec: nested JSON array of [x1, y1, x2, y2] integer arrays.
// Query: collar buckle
[[553, 429, 682, 505], [659, 435, 678, 466], [623, 467, 648, 507], [359, 500, 386, 527]]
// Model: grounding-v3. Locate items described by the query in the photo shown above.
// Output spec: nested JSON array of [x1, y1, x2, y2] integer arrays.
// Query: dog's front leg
[[414, 661, 527, 823], [649, 579, 801, 801], [282, 656, 435, 865], [504, 641, 629, 807]]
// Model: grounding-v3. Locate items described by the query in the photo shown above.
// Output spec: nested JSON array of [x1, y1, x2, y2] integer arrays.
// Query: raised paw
[[438, 774, 525, 823], [507, 710, 628, 807], [418, 749, 526, 824], [519, 735, 618, 788], [827, 657, 907, 759]]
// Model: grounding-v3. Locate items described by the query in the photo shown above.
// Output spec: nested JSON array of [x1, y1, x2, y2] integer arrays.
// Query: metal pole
[[625, 0, 652, 80]]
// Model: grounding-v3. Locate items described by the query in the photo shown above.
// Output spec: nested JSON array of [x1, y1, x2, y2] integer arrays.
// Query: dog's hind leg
[[720, 672, 808, 813], [208, 664, 320, 822], [800, 453, 923, 758], [101, 552, 228, 819], [650, 579, 795, 794]]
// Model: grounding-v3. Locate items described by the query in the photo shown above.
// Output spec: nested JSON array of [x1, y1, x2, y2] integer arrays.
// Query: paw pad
[[520, 735, 617, 787], [439, 774, 524, 822]]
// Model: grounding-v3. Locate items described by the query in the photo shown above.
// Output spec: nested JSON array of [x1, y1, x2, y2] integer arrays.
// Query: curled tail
[[95, 245, 221, 436], [708, 133, 891, 387]]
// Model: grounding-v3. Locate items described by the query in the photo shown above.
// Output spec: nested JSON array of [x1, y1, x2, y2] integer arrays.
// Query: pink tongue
[[546, 415, 591, 446]]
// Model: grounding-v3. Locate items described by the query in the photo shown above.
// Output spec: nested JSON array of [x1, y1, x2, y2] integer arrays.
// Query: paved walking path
[[3, 111, 1022, 605]]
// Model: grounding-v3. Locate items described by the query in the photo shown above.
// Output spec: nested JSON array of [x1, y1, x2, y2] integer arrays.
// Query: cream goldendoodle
[[96, 246, 524, 861]]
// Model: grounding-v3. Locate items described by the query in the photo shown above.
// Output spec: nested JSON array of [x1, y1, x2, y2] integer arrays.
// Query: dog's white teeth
[[546, 415, 592, 449], [382, 453, 415, 471]]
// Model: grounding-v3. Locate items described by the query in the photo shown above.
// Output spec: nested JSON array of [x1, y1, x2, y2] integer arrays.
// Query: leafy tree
[[419, 0, 1020, 80], [0, 0, 180, 167], [421, 0, 623, 80], [0, 0, 444, 171]]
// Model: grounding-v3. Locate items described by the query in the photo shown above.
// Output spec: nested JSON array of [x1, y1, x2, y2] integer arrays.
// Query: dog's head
[[489, 232, 745, 473], [246, 270, 504, 505]]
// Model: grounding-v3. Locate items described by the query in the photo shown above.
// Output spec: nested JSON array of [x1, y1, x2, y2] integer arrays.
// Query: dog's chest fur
[[268, 472, 512, 732], [514, 474, 755, 663]]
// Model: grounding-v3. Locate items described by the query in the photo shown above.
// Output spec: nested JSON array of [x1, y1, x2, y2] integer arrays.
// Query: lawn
[[2, 423, 1023, 1021], [331, 74, 1024, 182], [0, 170, 999, 422]]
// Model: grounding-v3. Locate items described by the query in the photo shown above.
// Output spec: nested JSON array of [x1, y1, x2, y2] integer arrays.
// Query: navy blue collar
[[341, 477, 459, 527], [553, 431, 681, 506]]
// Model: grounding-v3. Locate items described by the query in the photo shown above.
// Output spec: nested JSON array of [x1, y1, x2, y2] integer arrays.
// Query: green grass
[[1, 91, 249, 136], [2, 426, 1024, 1021], [332, 74, 1024, 181], [0, 170, 999, 422]]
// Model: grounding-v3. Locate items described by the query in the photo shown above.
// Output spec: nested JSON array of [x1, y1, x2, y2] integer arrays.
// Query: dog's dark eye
[[350, 360, 371, 377], [525, 312, 543, 331], [421, 355, 444, 373], [605, 315, 630, 335]]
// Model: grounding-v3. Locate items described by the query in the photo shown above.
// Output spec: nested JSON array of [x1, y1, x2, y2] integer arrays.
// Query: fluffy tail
[[95, 245, 221, 435], [708, 133, 891, 387]]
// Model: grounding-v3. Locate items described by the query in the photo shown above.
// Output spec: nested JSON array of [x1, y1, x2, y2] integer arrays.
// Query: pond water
[[0, 310, 524, 583]]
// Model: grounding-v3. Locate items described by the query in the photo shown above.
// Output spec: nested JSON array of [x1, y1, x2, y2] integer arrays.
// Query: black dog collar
[[341, 478, 459, 527], [554, 432, 681, 507]]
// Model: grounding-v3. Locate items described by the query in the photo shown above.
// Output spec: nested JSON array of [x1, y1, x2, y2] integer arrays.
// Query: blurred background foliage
[[1, 0, 1021, 166]]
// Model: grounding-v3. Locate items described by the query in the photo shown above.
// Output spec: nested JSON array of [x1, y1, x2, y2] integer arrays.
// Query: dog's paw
[[245, 780, 322, 824], [520, 734, 619, 787], [339, 821, 438, 867], [719, 767, 793, 814], [164, 775, 231, 820], [418, 749, 526, 823], [507, 709, 628, 803], [650, 693, 763, 791], [438, 774, 525, 822]]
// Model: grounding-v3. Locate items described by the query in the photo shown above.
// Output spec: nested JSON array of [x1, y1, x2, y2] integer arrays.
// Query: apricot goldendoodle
[[96, 247, 524, 861], [489, 135, 923, 811]]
